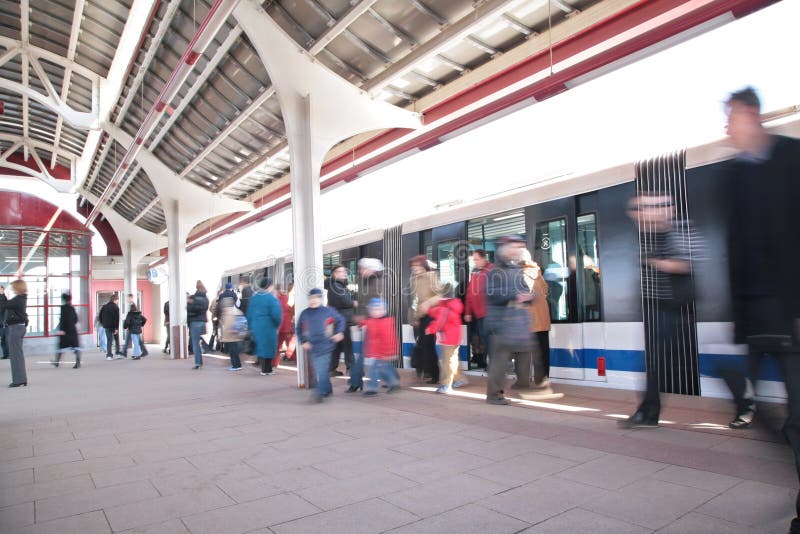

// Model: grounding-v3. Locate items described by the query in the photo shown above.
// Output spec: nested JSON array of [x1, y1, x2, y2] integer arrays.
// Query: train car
[[219, 115, 800, 402]]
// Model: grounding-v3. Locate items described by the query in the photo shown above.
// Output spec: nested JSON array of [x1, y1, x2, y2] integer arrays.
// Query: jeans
[[0, 325, 9, 357], [124, 330, 148, 356], [189, 322, 205, 366], [164, 325, 170, 351], [365, 358, 399, 392], [7, 324, 26, 384], [130, 334, 142, 357], [329, 325, 354, 372], [105, 328, 120, 357], [469, 317, 488, 368], [227, 341, 241, 368], [349, 351, 364, 388], [97, 327, 107, 353], [312, 352, 332, 397]]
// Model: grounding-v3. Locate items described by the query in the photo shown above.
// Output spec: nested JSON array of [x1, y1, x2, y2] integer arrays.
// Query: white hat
[[358, 258, 384, 272]]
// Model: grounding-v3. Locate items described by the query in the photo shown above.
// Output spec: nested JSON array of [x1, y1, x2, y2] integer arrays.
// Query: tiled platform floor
[[0, 348, 796, 533]]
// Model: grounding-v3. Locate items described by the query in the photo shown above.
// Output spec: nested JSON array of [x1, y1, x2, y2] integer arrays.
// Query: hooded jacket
[[325, 277, 355, 325], [187, 291, 209, 323], [464, 263, 492, 319], [426, 297, 464, 346], [99, 300, 119, 329], [123, 310, 147, 334]]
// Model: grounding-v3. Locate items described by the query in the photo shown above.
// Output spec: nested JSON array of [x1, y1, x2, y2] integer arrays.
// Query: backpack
[[230, 314, 248, 337]]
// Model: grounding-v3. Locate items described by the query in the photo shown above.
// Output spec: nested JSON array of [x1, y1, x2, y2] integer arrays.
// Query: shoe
[[116, 352, 124, 356], [425, 379, 437, 384], [141, 352, 148, 357], [331, 370, 344, 377], [192, 365, 201, 370], [51, 360, 59, 368], [486, 396, 509, 405], [510, 382, 530, 390], [618, 411, 659, 428], [106, 356, 113, 360], [345, 385, 362, 393], [452, 379, 468, 388], [311, 394, 324, 403], [229, 367, 242, 371], [386, 386, 400, 394], [363, 390, 378, 396], [132, 356, 141, 360], [533, 378, 551, 389], [436, 385, 452, 394], [260, 371, 276, 376], [8, 382, 27, 387], [163, 348, 168, 354], [730, 408, 756, 429], [73, 362, 80, 369], [115, 355, 124, 360]]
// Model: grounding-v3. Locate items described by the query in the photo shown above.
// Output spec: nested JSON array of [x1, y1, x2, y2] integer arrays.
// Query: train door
[[431, 222, 467, 299]]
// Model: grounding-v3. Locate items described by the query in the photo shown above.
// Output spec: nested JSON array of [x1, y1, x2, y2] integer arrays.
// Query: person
[[362, 298, 400, 396], [122, 293, 148, 358], [427, 286, 465, 394], [409, 255, 444, 384], [485, 235, 534, 405], [219, 293, 246, 371], [209, 289, 223, 352], [6, 280, 28, 387], [464, 250, 492, 370], [247, 277, 282, 376], [239, 278, 254, 315], [620, 194, 695, 428], [52, 293, 81, 368], [719, 88, 800, 533], [99, 294, 121, 360], [325, 264, 355, 377], [187, 281, 209, 369], [353, 258, 386, 392], [518, 250, 550, 390], [0, 284, 8, 359], [277, 285, 296, 362], [297, 288, 345, 402], [123, 304, 147, 359], [163, 300, 170, 354]]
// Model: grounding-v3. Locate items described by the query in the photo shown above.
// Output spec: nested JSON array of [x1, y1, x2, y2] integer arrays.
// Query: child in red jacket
[[427, 293, 466, 394], [362, 298, 400, 396]]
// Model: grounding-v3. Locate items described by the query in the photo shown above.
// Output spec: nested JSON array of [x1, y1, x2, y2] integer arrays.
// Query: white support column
[[166, 198, 189, 360], [122, 239, 137, 315]]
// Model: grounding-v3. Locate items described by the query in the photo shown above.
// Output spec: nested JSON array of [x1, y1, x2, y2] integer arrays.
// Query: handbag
[[486, 304, 533, 350]]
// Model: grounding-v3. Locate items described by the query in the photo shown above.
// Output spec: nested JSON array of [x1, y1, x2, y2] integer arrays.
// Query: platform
[[0, 348, 796, 533]]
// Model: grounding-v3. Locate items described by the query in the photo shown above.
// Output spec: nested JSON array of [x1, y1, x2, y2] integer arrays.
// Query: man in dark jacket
[[325, 265, 355, 376], [187, 281, 210, 369], [485, 235, 532, 405], [0, 285, 8, 359], [239, 278, 254, 315], [99, 294, 120, 359], [721, 88, 800, 534], [163, 301, 170, 354], [122, 294, 148, 358], [465, 250, 492, 369]]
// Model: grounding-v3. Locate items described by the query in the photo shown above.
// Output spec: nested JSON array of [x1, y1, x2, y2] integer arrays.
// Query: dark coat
[[123, 310, 146, 335], [246, 290, 282, 359], [726, 135, 800, 345], [99, 301, 119, 329], [325, 278, 355, 325], [217, 289, 238, 316], [58, 304, 80, 349], [0, 293, 7, 324], [4, 294, 28, 326], [187, 291, 209, 324], [239, 285, 254, 315]]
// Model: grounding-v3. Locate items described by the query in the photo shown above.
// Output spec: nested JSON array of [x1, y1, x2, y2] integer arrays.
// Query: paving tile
[[0, 501, 34, 530], [458, 434, 552, 461], [483, 476, 607, 524], [623, 427, 731, 449], [91, 457, 198, 488], [696, 480, 797, 533], [657, 512, 762, 533], [255, 466, 337, 492], [34, 455, 136, 482], [652, 465, 743, 493], [271, 497, 417, 534], [387, 503, 528, 534], [382, 473, 506, 518], [104, 487, 235, 531], [0, 444, 34, 462], [312, 448, 418, 480], [297, 470, 417, 510], [33, 434, 120, 457], [181, 493, 321, 534], [388, 450, 495, 484], [711, 438, 795, 464], [36, 479, 159, 522], [118, 518, 191, 533], [468, 451, 577, 487], [243, 447, 343, 475], [0, 467, 33, 488], [455, 426, 513, 442], [0, 449, 83, 474], [0, 474, 94, 508], [149, 464, 264, 498], [390, 434, 484, 460], [322, 433, 418, 458], [582, 478, 715, 529], [269, 428, 353, 452], [16, 510, 111, 534], [521, 507, 651, 533], [557, 453, 667, 490], [214, 474, 286, 504]]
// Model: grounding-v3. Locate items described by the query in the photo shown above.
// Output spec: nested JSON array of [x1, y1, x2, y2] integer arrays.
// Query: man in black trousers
[[722, 87, 800, 534], [99, 294, 121, 359]]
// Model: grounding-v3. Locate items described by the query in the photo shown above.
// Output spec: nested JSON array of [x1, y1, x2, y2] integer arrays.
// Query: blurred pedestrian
[[362, 298, 400, 396], [163, 300, 170, 354], [325, 264, 355, 377], [0, 284, 8, 359], [465, 250, 492, 370], [409, 255, 444, 383], [99, 294, 121, 359], [247, 277, 282, 376], [123, 304, 147, 360], [518, 250, 549, 390], [52, 293, 81, 369], [5, 279, 28, 387], [219, 294, 246, 371], [187, 281, 209, 369], [428, 285, 466, 394], [277, 284, 296, 362], [297, 288, 345, 402]]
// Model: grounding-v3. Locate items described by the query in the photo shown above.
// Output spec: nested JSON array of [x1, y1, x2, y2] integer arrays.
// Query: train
[[220, 115, 800, 402]]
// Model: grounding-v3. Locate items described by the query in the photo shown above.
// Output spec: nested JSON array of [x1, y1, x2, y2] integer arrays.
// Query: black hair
[[726, 87, 761, 112], [259, 277, 273, 289], [471, 249, 487, 259]]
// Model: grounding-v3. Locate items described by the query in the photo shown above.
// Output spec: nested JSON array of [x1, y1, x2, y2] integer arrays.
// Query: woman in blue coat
[[246, 277, 283, 375]]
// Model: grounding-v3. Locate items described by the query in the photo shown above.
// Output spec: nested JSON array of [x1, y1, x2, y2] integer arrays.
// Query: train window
[[467, 209, 526, 270], [322, 252, 341, 279], [535, 218, 569, 322], [577, 213, 602, 321], [437, 241, 458, 288]]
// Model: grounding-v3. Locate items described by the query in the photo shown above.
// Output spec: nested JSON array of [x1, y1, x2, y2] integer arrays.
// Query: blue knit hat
[[308, 288, 323, 297], [368, 298, 385, 309]]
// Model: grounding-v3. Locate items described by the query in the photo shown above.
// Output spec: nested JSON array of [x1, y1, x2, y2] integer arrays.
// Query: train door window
[[436, 241, 459, 288], [467, 209, 526, 271], [535, 218, 569, 322], [577, 213, 602, 321], [421, 230, 433, 261], [323, 252, 341, 279]]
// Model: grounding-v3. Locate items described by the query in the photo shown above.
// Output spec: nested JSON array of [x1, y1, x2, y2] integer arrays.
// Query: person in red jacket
[[464, 250, 492, 369], [362, 298, 400, 396], [427, 289, 466, 394], [276, 285, 296, 363]]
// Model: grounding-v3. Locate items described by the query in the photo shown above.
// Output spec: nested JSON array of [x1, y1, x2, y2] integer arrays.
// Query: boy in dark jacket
[[53, 293, 81, 368], [362, 298, 400, 396], [123, 304, 147, 359], [296, 288, 345, 402]]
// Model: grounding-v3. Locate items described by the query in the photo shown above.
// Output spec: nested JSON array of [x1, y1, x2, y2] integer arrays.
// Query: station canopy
[[0, 0, 778, 246]]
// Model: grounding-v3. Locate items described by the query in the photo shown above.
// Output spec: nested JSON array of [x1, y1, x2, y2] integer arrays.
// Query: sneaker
[[532, 378, 551, 389], [106, 356, 113, 360], [729, 407, 756, 429], [229, 367, 242, 371], [436, 385, 452, 394], [260, 371, 276, 376], [330, 370, 344, 377], [486, 396, 509, 405], [363, 390, 378, 396], [386, 386, 400, 394], [132, 356, 141, 360], [510, 382, 531, 390], [192, 365, 201, 370], [618, 411, 658, 428], [452, 379, 468, 388]]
